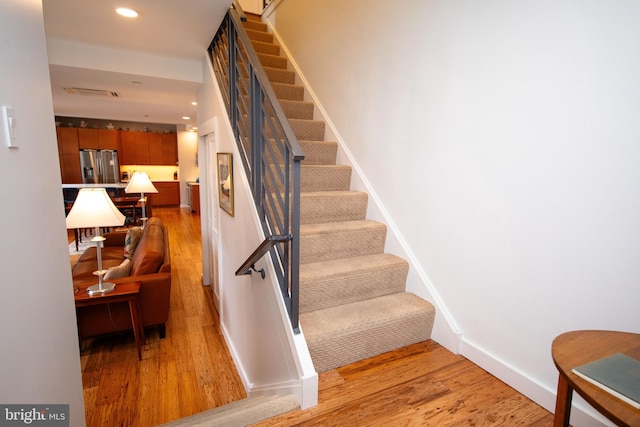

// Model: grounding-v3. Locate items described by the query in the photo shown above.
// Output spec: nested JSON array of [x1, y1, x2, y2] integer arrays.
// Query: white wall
[[177, 129, 199, 206], [0, 0, 85, 424], [267, 1, 640, 425], [237, 0, 264, 15], [197, 55, 317, 408]]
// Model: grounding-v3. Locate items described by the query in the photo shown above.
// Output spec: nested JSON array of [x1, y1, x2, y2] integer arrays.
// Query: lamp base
[[86, 282, 116, 296]]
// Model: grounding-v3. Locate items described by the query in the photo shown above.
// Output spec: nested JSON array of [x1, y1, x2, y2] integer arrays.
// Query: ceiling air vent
[[64, 87, 120, 98]]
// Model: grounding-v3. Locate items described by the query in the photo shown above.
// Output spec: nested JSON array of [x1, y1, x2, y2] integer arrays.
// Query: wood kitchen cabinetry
[[134, 132, 151, 165], [118, 131, 136, 165], [56, 127, 179, 184], [78, 128, 119, 150], [118, 131, 150, 165], [116, 131, 151, 165], [57, 127, 82, 184], [147, 133, 179, 166], [150, 182, 180, 206], [119, 131, 177, 166], [190, 183, 200, 214], [148, 133, 164, 165], [162, 133, 179, 165], [77, 128, 98, 148]]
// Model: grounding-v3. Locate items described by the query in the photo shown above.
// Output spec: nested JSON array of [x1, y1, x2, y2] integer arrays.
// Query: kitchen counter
[[62, 183, 127, 189]]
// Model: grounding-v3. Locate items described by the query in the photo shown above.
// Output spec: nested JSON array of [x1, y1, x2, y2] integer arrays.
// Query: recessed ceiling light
[[191, 101, 198, 106], [182, 116, 191, 120], [116, 7, 139, 18]]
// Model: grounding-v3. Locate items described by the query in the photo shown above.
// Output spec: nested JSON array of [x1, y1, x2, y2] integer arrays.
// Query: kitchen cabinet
[[57, 127, 79, 154], [59, 154, 82, 184], [58, 127, 177, 174], [150, 182, 180, 206], [97, 129, 119, 150], [56, 127, 82, 183], [148, 133, 164, 165], [77, 128, 118, 149], [118, 131, 137, 165], [190, 183, 200, 214], [134, 132, 150, 165], [77, 128, 99, 149], [162, 133, 178, 165], [117, 130, 177, 166], [118, 131, 149, 165], [147, 133, 177, 166]]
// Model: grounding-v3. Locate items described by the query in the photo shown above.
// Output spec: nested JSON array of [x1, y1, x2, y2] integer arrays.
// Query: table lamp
[[125, 171, 158, 227], [66, 188, 126, 295]]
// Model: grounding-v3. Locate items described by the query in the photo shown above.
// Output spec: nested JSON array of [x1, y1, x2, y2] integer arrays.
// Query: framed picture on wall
[[217, 152, 234, 216]]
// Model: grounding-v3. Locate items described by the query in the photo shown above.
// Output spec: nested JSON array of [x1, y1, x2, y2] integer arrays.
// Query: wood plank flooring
[[75, 207, 553, 426], [78, 207, 246, 427], [253, 340, 553, 426]]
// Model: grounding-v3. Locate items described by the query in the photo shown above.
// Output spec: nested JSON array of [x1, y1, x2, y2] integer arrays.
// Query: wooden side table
[[552, 330, 640, 426], [74, 281, 145, 360]]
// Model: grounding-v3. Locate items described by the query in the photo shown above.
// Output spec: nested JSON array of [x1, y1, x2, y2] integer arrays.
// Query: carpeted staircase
[[243, 14, 436, 373]]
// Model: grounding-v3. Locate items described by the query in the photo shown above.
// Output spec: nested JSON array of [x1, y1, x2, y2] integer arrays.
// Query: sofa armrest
[[103, 230, 127, 247], [111, 272, 172, 326]]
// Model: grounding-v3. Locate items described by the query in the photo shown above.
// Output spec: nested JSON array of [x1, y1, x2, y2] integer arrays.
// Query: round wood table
[[552, 330, 640, 426]]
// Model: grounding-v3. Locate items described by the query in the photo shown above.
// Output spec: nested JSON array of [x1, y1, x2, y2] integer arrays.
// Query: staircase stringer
[[261, 19, 464, 353]]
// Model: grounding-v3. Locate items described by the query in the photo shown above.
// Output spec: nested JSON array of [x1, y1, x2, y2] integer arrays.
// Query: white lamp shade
[[66, 188, 126, 229], [125, 172, 158, 194]]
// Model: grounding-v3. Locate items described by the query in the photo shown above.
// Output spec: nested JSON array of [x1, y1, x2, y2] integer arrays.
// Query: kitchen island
[[62, 183, 127, 189]]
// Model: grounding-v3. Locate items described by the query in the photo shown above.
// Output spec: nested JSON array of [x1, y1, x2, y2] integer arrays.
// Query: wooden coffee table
[[552, 330, 640, 426], [74, 281, 145, 360]]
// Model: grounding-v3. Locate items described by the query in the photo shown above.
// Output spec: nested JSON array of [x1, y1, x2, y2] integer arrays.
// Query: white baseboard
[[461, 339, 616, 427]]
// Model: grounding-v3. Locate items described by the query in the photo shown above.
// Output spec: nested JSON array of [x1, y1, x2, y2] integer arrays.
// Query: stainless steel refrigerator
[[79, 149, 120, 184]]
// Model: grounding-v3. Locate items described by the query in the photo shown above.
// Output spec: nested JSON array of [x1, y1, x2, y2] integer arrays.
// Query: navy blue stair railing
[[209, 1, 304, 333]]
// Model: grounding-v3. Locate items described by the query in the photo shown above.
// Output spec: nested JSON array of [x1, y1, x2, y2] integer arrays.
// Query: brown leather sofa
[[72, 217, 171, 339]]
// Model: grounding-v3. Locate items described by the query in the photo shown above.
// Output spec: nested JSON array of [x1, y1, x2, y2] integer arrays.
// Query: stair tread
[[301, 292, 435, 372], [301, 292, 434, 337], [300, 254, 409, 313], [300, 219, 385, 235], [301, 164, 350, 170], [270, 82, 303, 94], [300, 220, 386, 264], [300, 190, 366, 199], [300, 191, 368, 224], [247, 28, 273, 43], [251, 40, 280, 55], [301, 253, 407, 279]]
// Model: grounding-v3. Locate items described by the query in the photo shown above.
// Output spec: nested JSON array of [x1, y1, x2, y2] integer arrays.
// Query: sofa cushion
[[124, 227, 142, 259], [129, 221, 164, 276], [72, 256, 124, 285], [104, 258, 131, 280]]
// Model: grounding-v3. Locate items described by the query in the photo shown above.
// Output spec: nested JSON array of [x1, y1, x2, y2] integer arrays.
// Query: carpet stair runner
[[243, 14, 436, 373]]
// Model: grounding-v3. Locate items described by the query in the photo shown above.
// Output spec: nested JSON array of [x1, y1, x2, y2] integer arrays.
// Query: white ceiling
[[43, 0, 232, 128]]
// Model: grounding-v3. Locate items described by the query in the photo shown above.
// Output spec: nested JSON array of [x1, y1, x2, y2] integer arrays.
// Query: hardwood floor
[[254, 341, 553, 426], [78, 207, 246, 427], [75, 207, 553, 426]]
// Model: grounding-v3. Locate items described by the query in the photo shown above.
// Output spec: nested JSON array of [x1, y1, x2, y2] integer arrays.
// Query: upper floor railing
[[209, 2, 304, 333]]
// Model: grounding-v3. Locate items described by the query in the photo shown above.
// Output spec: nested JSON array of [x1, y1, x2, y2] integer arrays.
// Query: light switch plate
[[1, 106, 17, 148]]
